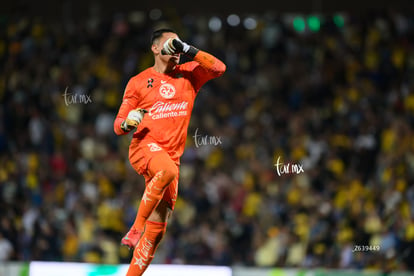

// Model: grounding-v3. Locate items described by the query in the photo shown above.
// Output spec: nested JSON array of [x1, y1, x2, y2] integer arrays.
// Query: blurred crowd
[[1, 7, 414, 272]]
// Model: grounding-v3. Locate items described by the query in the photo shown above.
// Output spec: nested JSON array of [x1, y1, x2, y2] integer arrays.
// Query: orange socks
[[126, 221, 167, 276]]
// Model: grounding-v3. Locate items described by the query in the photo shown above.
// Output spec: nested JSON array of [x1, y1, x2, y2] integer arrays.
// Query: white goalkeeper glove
[[161, 38, 191, 55], [121, 108, 148, 132]]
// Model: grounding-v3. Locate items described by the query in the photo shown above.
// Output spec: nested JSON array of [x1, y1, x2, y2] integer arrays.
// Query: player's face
[[157, 32, 180, 64]]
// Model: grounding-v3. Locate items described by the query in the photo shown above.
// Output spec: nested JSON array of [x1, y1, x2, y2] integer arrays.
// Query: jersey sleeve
[[188, 50, 226, 92], [113, 78, 140, 135]]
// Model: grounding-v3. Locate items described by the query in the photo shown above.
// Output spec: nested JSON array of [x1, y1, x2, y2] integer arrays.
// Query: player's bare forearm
[[193, 50, 226, 78]]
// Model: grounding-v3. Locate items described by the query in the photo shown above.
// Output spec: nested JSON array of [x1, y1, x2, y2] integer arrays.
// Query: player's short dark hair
[[151, 28, 176, 44]]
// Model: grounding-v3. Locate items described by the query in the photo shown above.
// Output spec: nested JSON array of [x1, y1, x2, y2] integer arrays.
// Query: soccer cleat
[[121, 228, 144, 250]]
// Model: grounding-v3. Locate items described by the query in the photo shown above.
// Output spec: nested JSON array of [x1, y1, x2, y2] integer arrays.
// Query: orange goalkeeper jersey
[[114, 51, 226, 164]]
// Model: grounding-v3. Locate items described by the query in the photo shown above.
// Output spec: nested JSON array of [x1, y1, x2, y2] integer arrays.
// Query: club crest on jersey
[[159, 82, 176, 99]]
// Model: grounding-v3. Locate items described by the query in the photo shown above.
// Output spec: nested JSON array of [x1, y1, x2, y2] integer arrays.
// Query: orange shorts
[[129, 139, 179, 210]]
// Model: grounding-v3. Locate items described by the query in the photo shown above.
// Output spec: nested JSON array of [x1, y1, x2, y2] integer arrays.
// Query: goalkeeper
[[113, 28, 226, 275]]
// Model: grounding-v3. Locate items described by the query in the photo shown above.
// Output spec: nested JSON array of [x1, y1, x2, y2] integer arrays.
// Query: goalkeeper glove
[[161, 38, 198, 58], [121, 108, 148, 132], [161, 38, 189, 55]]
